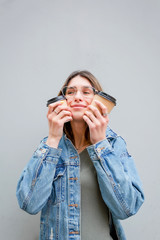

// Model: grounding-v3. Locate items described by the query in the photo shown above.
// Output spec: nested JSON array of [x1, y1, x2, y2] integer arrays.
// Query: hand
[[83, 100, 109, 144], [46, 101, 72, 147]]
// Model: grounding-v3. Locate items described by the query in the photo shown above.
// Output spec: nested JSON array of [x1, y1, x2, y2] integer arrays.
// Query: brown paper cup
[[91, 92, 116, 114], [47, 95, 67, 107]]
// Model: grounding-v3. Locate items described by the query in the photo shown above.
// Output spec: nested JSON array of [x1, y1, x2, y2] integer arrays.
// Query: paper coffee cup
[[46, 95, 67, 107], [91, 91, 116, 113]]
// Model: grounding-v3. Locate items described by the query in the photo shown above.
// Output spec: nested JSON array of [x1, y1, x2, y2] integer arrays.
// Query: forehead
[[67, 75, 92, 87]]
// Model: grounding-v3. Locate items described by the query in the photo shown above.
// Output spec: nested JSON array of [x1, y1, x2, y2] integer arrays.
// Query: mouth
[[71, 104, 87, 109]]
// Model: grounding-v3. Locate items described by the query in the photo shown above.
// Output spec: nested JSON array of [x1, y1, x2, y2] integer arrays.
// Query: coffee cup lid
[[46, 95, 66, 107], [97, 91, 116, 105]]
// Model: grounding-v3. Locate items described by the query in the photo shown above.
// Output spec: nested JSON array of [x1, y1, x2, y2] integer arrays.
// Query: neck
[[70, 121, 90, 149]]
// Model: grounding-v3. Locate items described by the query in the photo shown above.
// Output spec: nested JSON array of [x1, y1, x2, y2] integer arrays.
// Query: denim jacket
[[16, 127, 144, 240]]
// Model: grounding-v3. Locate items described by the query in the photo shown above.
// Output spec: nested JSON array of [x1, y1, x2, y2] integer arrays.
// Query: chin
[[72, 113, 84, 121]]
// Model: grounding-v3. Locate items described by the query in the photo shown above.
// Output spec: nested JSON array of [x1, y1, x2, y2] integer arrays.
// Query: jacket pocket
[[52, 164, 66, 205]]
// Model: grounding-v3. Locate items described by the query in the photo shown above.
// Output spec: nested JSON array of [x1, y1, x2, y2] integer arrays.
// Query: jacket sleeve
[[87, 136, 144, 220], [16, 139, 62, 215]]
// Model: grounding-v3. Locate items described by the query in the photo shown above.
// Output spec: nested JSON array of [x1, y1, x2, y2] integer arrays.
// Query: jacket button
[[41, 149, 46, 153]]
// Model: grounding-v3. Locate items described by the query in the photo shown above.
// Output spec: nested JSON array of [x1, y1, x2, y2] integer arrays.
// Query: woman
[[16, 70, 144, 240]]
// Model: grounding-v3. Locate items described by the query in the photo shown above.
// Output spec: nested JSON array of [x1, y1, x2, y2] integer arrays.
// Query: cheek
[[66, 99, 72, 106], [86, 98, 93, 105]]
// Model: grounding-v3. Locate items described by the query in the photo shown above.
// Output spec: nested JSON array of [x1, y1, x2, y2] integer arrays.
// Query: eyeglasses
[[61, 86, 98, 100]]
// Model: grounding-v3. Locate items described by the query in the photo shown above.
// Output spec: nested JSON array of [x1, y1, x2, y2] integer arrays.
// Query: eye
[[82, 87, 93, 95], [67, 90, 74, 95], [83, 91, 90, 95], [66, 88, 75, 95]]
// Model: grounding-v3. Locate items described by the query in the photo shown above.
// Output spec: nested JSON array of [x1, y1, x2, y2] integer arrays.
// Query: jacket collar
[[61, 125, 117, 144]]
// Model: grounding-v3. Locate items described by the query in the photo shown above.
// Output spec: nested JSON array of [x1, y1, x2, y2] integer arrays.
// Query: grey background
[[0, 0, 159, 239]]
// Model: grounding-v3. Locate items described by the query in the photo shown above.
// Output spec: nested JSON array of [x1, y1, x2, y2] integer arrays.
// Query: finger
[[54, 105, 71, 115], [47, 102, 61, 115], [92, 100, 108, 117], [60, 115, 73, 124], [48, 100, 65, 108], [57, 110, 72, 119], [48, 110, 72, 122], [83, 115, 94, 128], [48, 103, 70, 116], [87, 105, 102, 119], [84, 110, 100, 123], [84, 110, 108, 129]]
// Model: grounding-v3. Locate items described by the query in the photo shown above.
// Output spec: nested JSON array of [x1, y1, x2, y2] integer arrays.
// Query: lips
[[71, 104, 87, 108]]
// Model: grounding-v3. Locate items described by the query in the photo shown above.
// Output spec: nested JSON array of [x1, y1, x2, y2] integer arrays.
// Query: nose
[[74, 90, 83, 101]]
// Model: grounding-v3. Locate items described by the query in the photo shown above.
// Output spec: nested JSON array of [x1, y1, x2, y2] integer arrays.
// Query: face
[[66, 76, 94, 121]]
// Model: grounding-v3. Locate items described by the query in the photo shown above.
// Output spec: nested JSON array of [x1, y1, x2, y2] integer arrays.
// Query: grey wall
[[0, 0, 160, 239]]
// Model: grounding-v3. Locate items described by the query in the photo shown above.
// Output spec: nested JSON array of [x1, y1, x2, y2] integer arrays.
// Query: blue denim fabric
[[16, 127, 144, 240]]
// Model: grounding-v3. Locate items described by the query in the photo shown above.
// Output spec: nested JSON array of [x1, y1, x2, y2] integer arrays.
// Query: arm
[[16, 101, 72, 214], [84, 100, 144, 219], [16, 139, 62, 215], [87, 136, 144, 220]]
